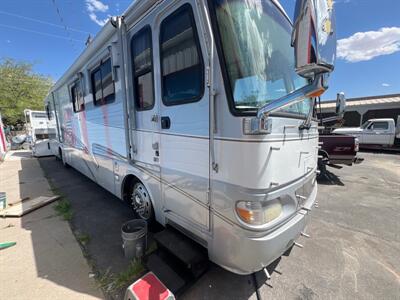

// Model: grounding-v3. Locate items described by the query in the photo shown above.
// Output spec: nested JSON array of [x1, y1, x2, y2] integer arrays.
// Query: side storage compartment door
[[157, 3, 210, 231]]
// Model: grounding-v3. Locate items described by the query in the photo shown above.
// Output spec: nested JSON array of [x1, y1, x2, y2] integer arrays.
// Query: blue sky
[[1, 0, 399, 100]]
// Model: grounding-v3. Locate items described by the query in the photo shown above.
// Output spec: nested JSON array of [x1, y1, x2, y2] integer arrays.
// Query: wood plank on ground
[[1, 195, 60, 217]]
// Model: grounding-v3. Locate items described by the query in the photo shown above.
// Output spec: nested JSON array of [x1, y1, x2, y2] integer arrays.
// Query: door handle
[[161, 116, 171, 129]]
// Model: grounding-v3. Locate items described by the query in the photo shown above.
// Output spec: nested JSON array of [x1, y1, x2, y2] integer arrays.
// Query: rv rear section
[[45, 0, 336, 274]]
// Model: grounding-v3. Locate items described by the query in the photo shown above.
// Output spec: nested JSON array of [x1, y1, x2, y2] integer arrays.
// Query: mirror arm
[[257, 73, 325, 119]]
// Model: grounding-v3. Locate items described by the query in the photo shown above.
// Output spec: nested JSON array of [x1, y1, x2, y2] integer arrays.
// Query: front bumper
[[209, 178, 317, 275]]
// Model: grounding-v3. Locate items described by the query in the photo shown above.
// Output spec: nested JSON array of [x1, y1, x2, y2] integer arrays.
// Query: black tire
[[59, 148, 69, 168]]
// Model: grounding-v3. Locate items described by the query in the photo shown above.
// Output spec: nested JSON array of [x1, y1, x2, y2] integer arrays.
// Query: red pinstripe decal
[[80, 111, 90, 154], [101, 104, 112, 156]]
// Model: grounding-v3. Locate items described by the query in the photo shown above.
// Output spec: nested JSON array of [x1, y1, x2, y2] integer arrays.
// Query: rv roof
[[47, 0, 289, 99], [47, 0, 161, 99], [367, 118, 394, 122]]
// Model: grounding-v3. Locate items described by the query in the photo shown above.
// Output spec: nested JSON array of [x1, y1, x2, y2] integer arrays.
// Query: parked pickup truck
[[333, 117, 400, 148], [317, 92, 362, 176], [318, 134, 362, 174]]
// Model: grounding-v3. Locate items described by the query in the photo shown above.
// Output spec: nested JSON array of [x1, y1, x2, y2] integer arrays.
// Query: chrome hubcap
[[131, 183, 151, 220]]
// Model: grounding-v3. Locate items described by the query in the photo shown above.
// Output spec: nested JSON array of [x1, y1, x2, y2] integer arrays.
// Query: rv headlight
[[235, 201, 282, 225]]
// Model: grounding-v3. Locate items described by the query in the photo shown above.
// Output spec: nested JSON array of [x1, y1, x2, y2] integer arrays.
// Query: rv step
[[154, 228, 209, 278], [146, 253, 186, 295]]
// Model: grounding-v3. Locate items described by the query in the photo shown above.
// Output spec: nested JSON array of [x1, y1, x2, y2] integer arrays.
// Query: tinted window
[[101, 59, 114, 103], [92, 69, 103, 104], [91, 58, 115, 106], [71, 80, 85, 112], [160, 4, 203, 105], [131, 27, 154, 110], [372, 122, 388, 130]]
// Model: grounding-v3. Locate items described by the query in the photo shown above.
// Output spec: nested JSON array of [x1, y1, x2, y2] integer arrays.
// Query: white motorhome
[[333, 117, 400, 147], [24, 109, 56, 156], [45, 0, 337, 274]]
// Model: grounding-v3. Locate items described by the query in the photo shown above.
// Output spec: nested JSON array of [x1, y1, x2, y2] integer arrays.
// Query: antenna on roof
[[85, 34, 93, 46]]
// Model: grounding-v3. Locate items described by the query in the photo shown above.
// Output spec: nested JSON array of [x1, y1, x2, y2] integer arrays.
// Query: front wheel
[[131, 182, 154, 222], [59, 148, 69, 168]]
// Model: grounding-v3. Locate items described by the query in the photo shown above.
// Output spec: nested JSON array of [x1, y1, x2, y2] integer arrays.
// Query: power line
[[51, 0, 79, 51], [0, 23, 86, 42], [0, 10, 91, 35]]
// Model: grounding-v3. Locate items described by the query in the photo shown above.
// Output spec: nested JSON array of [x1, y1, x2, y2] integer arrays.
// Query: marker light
[[354, 138, 359, 152], [235, 201, 283, 225]]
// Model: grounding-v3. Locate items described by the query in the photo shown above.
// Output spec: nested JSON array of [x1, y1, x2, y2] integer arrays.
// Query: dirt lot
[[38, 151, 400, 299]]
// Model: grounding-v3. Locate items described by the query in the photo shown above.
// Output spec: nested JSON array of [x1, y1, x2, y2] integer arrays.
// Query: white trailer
[[23, 109, 56, 157], [45, 0, 337, 274], [24, 110, 48, 141]]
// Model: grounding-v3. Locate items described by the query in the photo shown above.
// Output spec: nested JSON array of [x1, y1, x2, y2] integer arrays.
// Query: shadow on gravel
[[317, 169, 345, 186], [9, 150, 32, 159]]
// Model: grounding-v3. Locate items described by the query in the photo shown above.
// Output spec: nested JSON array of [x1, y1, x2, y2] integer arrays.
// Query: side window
[[372, 122, 389, 130], [160, 4, 204, 105], [91, 58, 115, 106], [71, 79, 85, 112], [131, 27, 154, 110]]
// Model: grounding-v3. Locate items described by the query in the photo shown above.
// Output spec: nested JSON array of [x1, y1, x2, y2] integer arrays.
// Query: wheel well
[[121, 174, 141, 203], [318, 150, 329, 159]]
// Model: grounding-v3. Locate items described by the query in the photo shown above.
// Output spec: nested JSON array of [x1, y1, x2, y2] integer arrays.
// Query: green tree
[[0, 58, 53, 125]]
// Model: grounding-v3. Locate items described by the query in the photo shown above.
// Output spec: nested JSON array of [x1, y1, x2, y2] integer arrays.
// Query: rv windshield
[[212, 0, 311, 116]]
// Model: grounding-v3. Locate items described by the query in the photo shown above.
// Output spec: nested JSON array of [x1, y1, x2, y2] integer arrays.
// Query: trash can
[[121, 219, 147, 259]]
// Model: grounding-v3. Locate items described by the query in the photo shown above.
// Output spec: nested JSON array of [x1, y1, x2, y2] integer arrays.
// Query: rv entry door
[[158, 3, 210, 231]]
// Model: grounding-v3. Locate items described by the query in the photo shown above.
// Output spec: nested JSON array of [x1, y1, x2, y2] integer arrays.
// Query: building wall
[[362, 108, 400, 124], [343, 111, 361, 126], [321, 105, 400, 127]]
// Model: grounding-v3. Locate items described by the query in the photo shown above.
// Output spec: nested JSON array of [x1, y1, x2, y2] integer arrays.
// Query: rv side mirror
[[335, 92, 346, 118], [292, 0, 336, 80], [257, 0, 337, 119]]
